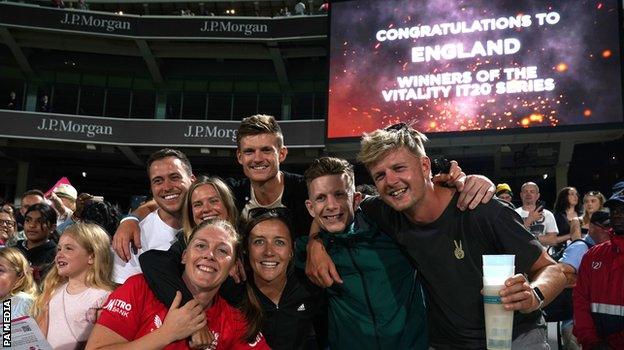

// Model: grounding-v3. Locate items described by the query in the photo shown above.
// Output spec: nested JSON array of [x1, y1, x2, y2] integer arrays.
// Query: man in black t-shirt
[[354, 124, 567, 349]]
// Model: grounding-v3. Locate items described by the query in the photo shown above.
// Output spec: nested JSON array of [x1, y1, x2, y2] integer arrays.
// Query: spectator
[[547, 211, 611, 349], [356, 183, 378, 196], [39, 93, 51, 112], [580, 191, 606, 235], [76, 0, 88, 11], [515, 182, 563, 247], [0, 247, 37, 318], [9, 189, 46, 247], [6, 91, 19, 110], [32, 223, 115, 349], [552, 186, 583, 257], [81, 201, 121, 238], [319, 2, 329, 13], [279, 6, 291, 16], [0, 208, 17, 246], [294, 1, 306, 15], [48, 183, 78, 227], [495, 183, 514, 205], [88, 220, 270, 349], [51, 0, 65, 8], [15, 203, 58, 283], [573, 181, 624, 349]]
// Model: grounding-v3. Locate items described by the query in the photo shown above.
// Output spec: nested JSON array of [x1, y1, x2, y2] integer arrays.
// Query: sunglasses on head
[[248, 207, 291, 221], [384, 122, 408, 132]]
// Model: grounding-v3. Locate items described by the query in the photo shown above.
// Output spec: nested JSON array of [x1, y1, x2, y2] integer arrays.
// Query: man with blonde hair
[[353, 123, 566, 348]]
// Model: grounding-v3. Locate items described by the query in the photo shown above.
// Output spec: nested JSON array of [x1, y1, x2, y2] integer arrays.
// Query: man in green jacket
[[296, 157, 428, 349]]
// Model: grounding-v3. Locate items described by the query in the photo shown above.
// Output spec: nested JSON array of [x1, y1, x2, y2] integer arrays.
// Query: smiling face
[[306, 174, 359, 234], [149, 156, 194, 219], [0, 212, 15, 243], [55, 234, 93, 280], [236, 133, 287, 184], [0, 257, 19, 299], [182, 225, 236, 292], [368, 147, 430, 214], [191, 184, 229, 225], [248, 219, 292, 285], [24, 210, 53, 244]]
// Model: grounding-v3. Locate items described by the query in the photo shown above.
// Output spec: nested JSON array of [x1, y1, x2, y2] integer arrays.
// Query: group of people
[[494, 179, 624, 349], [0, 114, 622, 349]]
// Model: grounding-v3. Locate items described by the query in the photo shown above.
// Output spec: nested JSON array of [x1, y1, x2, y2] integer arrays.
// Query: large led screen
[[327, 0, 623, 139]]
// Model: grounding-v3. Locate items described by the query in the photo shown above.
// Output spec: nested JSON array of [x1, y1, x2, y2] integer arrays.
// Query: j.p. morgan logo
[[184, 125, 237, 142], [37, 118, 113, 138], [60, 13, 131, 32], [200, 20, 268, 36]]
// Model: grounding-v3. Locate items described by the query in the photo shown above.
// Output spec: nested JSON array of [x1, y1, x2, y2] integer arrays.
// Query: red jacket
[[573, 235, 624, 349]]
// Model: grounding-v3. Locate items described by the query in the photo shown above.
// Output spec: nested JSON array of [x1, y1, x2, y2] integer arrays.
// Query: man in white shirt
[[515, 182, 564, 247], [112, 149, 195, 283]]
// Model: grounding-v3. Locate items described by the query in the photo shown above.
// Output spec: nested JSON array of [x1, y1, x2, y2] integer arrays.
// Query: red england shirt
[[97, 274, 269, 350]]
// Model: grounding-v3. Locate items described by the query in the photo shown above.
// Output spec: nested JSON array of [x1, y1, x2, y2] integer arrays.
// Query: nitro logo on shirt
[[206, 331, 220, 350], [103, 298, 132, 317]]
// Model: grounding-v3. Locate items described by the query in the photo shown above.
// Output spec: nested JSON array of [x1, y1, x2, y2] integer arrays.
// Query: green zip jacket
[[296, 210, 428, 350]]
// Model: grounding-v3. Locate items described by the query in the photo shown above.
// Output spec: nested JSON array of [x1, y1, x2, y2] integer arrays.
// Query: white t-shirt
[[112, 210, 178, 284], [46, 284, 111, 350], [515, 207, 559, 237], [8, 291, 35, 319]]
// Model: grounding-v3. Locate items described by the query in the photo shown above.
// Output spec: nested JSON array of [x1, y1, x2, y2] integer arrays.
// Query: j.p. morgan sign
[[0, 3, 326, 40], [0, 111, 324, 148]]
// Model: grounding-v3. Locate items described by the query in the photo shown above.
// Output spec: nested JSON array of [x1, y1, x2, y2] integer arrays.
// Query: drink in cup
[[482, 255, 515, 350]]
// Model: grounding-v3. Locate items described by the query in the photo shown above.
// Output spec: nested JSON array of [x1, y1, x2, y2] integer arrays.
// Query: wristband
[[531, 286, 545, 309], [120, 214, 140, 223]]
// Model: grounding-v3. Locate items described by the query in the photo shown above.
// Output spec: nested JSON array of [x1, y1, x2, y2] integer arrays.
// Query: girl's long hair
[[32, 222, 115, 317], [0, 247, 37, 298]]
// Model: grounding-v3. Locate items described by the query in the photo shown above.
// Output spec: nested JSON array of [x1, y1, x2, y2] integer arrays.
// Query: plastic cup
[[482, 255, 515, 350]]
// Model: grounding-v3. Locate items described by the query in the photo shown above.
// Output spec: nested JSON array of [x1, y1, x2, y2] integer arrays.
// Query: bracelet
[[120, 214, 140, 223]]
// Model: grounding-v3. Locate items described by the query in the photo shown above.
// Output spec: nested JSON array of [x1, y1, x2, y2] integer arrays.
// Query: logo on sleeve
[[248, 332, 263, 347], [592, 261, 602, 270], [297, 304, 306, 311], [102, 299, 132, 317]]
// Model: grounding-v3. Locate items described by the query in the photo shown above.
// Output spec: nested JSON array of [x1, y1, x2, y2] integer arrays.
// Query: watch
[[531, 286, 545, 309]]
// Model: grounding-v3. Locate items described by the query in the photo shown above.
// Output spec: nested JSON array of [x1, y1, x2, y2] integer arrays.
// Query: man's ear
[[278, 146, 288, 163], [421, 156, 431, 178], [353, 191, 363, 209], [305, 199, 316, 218], [190, 174, 196, 183], [236, 149, 243, 165]]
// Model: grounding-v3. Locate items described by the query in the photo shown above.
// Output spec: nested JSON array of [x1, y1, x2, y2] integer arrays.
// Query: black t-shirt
[[360, 194, 544, 349]]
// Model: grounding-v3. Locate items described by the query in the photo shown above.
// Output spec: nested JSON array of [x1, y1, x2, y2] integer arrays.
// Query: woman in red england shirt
[[86, 219, 269, 350]]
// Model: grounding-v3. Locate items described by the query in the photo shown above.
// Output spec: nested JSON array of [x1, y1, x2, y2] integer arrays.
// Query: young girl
[[0, 247, 37, 318], [32, 222, 115, 349]]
